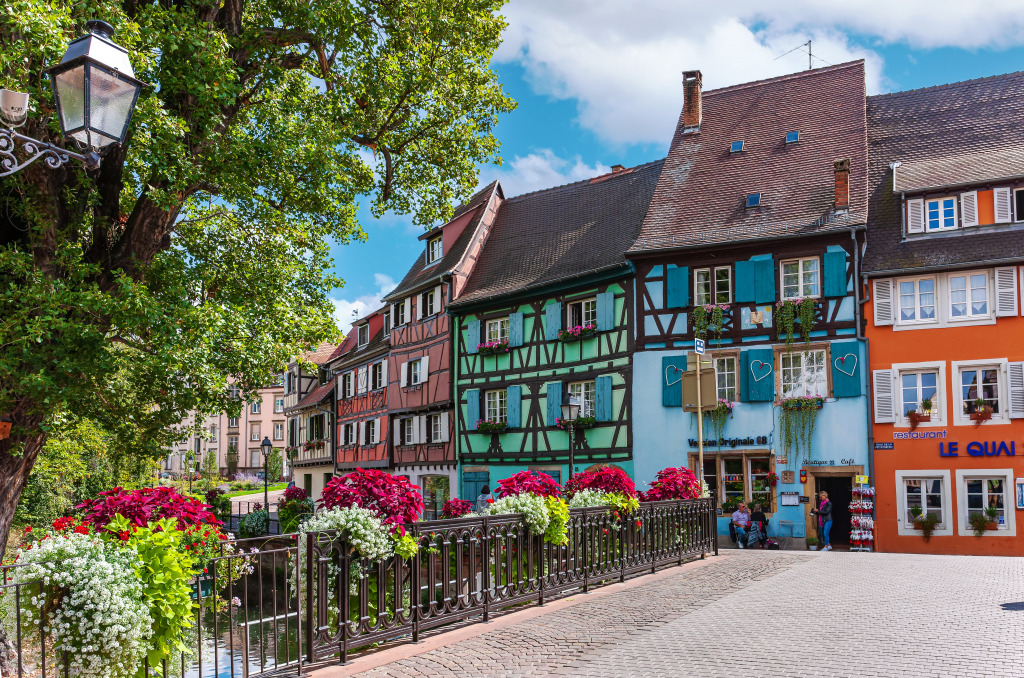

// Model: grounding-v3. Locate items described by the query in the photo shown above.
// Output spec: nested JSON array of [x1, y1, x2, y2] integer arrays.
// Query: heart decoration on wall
[[749, 360, 772, 382], [665, 364, 684, 387], [834, 353, 858, 377]]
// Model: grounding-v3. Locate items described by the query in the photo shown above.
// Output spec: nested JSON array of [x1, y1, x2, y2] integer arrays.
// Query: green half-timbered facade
[[448, 161, 664, 497]]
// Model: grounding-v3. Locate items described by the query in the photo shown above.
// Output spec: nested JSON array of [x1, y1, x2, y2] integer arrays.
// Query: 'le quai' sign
[[939, 441, 1017, 457]]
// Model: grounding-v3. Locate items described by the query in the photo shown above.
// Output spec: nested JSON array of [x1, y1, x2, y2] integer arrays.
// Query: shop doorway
[[815, 476, 853, 547]]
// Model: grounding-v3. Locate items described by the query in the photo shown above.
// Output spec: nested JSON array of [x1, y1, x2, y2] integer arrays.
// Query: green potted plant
[[967, 397, 993, 426], [968, 506, 1000, 537], [909, 506, 941, 542], [806, 536, 818, 551]]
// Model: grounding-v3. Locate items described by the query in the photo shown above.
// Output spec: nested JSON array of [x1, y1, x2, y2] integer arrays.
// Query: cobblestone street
[[312, 550, 1024, 678]]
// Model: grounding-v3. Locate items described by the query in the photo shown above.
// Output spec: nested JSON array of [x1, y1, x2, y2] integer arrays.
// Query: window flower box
[[966, 399, 993, 426], [558, 324, 596, 342], [477, 340, 510, 355], [476, 419, 508, 434], [907, 411, 931, 431], [555, 415, 597, 430], [779, 396, 824, 410]]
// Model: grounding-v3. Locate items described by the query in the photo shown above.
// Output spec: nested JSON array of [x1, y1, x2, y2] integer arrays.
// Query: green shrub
[[239, 509, 270, 538], [279, 498, 315, 534]]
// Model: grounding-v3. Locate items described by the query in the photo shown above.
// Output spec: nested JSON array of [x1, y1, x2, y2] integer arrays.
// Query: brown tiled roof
[[333, 328, 389, 369], [293, 379, 334, 410], [630, 61, 868, 252], [385, 181, 502, 299], [450, 160, 664, 307], [863, 70, 1024, 274], [299, 340, 339, 365]]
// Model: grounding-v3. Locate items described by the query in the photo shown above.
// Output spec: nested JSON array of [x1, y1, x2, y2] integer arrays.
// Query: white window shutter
[[994, 187, 1012, 223], [357, 421, 364, 446], [394, 419, 402, 444], [376, 417, 384, 444], [1020, 267, 1024, 315], [421, 355, 430, 384], [906, 198, 925, 234], [417, 415, 427, 444], [872, 370, 895, 423], [995, 267, 1018, 317], [400, 361, 408, 387], [872, 279, 895, 326], [357, 366, 368, 394], [417, 293, 424, 320], [390, 302, 398, 325], [434, 285, 443, 312], [439, 412, 450, 442], [404, 299, 411, 324], [381, 360, 389, 386], [1008, 362, 1024, 419], [960, 191, 979, 227]]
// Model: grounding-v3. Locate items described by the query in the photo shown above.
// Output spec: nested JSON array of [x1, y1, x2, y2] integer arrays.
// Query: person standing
[[811, 491, 833, 551], [476, 485, 494, 513]]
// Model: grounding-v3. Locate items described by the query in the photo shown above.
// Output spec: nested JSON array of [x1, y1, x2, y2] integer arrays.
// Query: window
[[701, 459, 717, 501], [209, 425, 218, 442], [394, 301, 406, 326], [383, 311, 391, 336], [229, 385, 239, 399], [423, 289, 436, 317], [781, 258, 819, 299], [357, 324, 369, 346], [251, 401, 261, 414], [308, 414, 326, 441], [715, 356, 737, 402], [365, 419, 377, 445], [900, 370, 940, 417], [429, 414, 443, 443], [745, 193, 761, 208], [949, 272, 988, 319], [228, 435, 238, 450], [926, 197, 957, 231], [960, 366, 1001, 417], [342, 373, 353, 398], [250, 423, 260, 441], [402, 418, 416, 445], [343, 423, 355, 445], [695, 267, 732, 305], [779, 349, 828, 399], [485, 389, 507, 422], [409, 359, 423, 385], [285, 371, 295, 394], [428, 235, 443, 263], [749, 458, 771, 509], [965, 477, 1006, 525], [730, 140, 744, 153], [486, 317, 509, 343], [568, 380, 596, 417], [722, 458, 744, 507], [275, 397, 284, 413], [274, 422, 284, 440], [228, 417, 239, 429], [904, 478, 944, 526], [568, 298, 597, 328], [1015, 188, 1024, 223], [371, 362, 384, 390], [251, 449, 260, 467], [897, 277, 937, 324], [785, 131, 799, 144]]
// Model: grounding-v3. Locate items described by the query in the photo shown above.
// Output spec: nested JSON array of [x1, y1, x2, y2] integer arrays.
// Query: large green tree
[[0, 0, 513, 550]]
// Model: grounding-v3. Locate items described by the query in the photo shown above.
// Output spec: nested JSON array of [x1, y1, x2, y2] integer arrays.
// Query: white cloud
[[492, 149, 612, 197], [496, 1, 1024, 146], [331, 273, 396, 334]]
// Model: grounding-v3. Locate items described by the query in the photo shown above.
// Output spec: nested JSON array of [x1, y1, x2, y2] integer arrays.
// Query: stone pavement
[[310, 549, 1024, 678]]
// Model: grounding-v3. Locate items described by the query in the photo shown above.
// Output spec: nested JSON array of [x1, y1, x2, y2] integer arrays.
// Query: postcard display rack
[[849, 484, 875, 552]]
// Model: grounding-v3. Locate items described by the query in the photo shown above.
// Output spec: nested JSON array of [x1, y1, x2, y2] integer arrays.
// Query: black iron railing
[[0, 498, 715, 677]]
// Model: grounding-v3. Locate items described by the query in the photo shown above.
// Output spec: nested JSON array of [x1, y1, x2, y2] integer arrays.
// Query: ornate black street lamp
[[1, 20, 144, 176], [561, 395, 582, 483], [260, 436, 274, 512]]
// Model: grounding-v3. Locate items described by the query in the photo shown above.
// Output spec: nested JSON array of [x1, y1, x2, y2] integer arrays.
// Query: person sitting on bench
[[748, 503, 769, 548], [730, 503, 751, 548]]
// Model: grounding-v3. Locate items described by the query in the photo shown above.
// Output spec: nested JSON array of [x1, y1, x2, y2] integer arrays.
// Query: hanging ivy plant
[[705, 400, 733, 448], [692, 304, 730, 345], [692, 305, 709, 340], [778, 395, 823, 461], [775, 298, 817, 346]]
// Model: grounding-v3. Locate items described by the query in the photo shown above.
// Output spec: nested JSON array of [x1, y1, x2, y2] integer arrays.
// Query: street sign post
[[694, 338, 705, 355], [694, 338, 705, 489]]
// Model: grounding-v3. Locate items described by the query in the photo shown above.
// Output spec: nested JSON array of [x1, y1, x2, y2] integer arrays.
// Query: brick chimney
[[682, 70, 703, 131], [834, 158, 851, 212]]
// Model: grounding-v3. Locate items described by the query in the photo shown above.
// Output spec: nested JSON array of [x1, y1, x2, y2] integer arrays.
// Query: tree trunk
[[0, 424, 45, 556]]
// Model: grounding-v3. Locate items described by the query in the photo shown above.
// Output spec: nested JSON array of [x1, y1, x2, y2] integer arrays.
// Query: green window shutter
[[466, 389, 480, 430], [546, 381, 563, 425], [830, 340, 862, 398], [509, 312, 524, 347], [595, 375, 613, 421], [466, 320, 480, 354], [596, 291, 615, 330], [734, 261, 755, 303], [824, 248, 848, 297], [506, 385, 522, 428], [662, 355, 687, 407], [545, 302, 562, 340], [666, 265, 689, 308], [754, 259, 776, 304], [740, 348, 775, 402]]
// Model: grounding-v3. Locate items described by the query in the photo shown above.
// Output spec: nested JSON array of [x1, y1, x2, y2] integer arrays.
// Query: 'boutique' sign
[[939, 441, 1017, 457]]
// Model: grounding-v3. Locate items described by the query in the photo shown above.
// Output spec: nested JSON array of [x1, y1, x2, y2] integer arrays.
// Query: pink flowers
[[557, 324, 597, 342], [477, 340, 511, 354], [476, 419, 508, 434], [319, 468, 425, 526], [640, 467, 702, 502], [564, 466, 637, 498], [283, 486, 308, 502], [440, 498, 475, 519], [75, 486, 221, 530], [496, 470, 563, 499]]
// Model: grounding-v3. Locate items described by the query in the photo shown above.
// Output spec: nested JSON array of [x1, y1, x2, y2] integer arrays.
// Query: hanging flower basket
[[477, 340, 510, 355], [766, 471, 779, 487], [476, 419, 508, 434], [558, 324, 596, 342], [555, 416, 597, 430]]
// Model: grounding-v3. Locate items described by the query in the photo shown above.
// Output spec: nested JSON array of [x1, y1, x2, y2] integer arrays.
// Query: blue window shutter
[[546, 381, 563, 425], [466, 320, 480, 354], [824, 249, 848, 297], [596, 291, 615, 331], [466, 389, 480, 429], [662, 355, 687, 407], [666, 265, 689, 308], [545, 302, 562, 340], [506, 385, 522, 428], [595, 375, 614, 421], [830, 340, 862, 397], [754, 259, 776, 304], [734, 261, 755, 302], [740, 349, 775, 402], [509, 312, 524, 347]]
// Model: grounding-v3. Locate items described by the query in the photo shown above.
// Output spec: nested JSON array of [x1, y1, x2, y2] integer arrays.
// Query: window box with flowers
[[907, 397, 934, 431], [558, 324, 597, 342], [476, 419, 508, 434], [966, 398, 993, 426], [555, 415, 597, 430], [775, 298, 817, 346], [303, 439, 326, 453], [477, 339, 511, 355], [692, 304, 730, 345]]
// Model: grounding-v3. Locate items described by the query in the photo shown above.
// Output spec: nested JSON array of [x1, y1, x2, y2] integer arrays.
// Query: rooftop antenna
[[774, 40, 830, 70]]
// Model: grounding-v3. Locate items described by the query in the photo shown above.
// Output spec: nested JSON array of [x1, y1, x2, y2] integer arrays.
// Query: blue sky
[[330, 2, 1024, 332]]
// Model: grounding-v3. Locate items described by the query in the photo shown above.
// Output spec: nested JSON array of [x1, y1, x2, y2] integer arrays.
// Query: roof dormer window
[[357, 323, 369, 347], [746, 193, 761, 208], [786, 131, 800, 144], [730, 141, 745, 153], [427, 235, 443, 264]]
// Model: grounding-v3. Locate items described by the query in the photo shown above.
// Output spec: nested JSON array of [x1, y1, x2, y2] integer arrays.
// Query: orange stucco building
[[863, 72, 1024, 555]]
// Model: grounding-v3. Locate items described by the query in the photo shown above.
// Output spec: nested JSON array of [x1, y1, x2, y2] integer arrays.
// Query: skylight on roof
[[730, 141, 745, 153], [746, 193, 761, 208], [786, 131, 800, 144]]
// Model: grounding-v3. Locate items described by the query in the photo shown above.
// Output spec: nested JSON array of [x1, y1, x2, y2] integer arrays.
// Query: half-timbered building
[[283, 341, 338, 500], [448, 162, 663, 498], [627, 63, 871, 545], [383, 181, 503, 511]]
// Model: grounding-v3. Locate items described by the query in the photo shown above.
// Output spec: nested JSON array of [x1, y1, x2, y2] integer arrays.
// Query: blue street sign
[[694, 338, 705, 355]]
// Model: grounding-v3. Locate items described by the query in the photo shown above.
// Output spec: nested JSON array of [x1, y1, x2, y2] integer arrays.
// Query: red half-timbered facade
[[332, 309, 391, 471]]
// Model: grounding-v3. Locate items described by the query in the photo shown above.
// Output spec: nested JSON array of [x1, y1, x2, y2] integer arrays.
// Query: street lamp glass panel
[[53, 68, 86, 133], [561, 397, 581, 422], [261, 437, 273, 457], [88, 66, 139, 146]]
